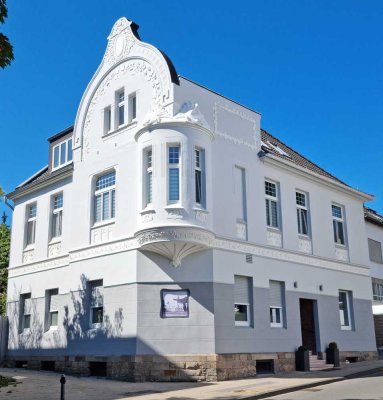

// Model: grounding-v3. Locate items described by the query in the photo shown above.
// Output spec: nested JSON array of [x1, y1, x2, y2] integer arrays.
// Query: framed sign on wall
[[160, 289, 190, 318]]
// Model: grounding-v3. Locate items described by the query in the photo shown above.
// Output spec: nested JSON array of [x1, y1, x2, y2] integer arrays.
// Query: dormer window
[[52, 138, 73, 170]]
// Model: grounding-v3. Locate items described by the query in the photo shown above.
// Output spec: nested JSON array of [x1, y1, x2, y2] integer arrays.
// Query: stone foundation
[[5, 350, 376, 382]]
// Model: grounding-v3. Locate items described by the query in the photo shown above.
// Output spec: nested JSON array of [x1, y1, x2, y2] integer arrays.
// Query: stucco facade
[[6, 18, 378, 381]]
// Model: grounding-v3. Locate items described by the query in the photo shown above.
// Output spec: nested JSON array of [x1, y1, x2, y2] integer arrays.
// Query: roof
[[48, 126, 74, 143], [365, 207, 383, 227], [7, 164, 73, 200], [260, 129, 349, 187]]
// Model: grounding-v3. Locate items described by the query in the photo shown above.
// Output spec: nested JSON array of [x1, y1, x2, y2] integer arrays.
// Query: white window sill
[[341, 325, 352, 331], [235, 322, 250, 327], [140, 206, 156, 215], [270, 323, 283, 328], [52, 160, 73, 172], [89, 324, 103, 331], [92, 219, 115, 229], [193, 207, 208, 213], [103, 121, 137, 139], [236, 218, 247, 224], [165, 204, 184, 211], [49, 237, 62, 245], [21, 328, 30, 334], [23, 245, 35, 252], [267, 226, 281, 233], [298, 234, 311, 240], [335, 243, 348, 249]]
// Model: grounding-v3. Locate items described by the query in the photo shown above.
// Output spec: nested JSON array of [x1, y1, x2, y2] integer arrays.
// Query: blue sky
[[1, 0, 382, 221]]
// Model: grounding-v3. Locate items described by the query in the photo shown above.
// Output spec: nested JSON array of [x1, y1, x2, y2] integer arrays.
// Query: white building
[[364, 208, 383, 351], [6, 18, 377, 381]]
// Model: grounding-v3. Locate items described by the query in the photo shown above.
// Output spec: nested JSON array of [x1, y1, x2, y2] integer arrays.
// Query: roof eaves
[[47, 126, 74, 143]]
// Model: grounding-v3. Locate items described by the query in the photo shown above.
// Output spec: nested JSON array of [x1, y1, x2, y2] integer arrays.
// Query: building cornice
[[8, 230, 370, 278], [263, 154, 373, 202]]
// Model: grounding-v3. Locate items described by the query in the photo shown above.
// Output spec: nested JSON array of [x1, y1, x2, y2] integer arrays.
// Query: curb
[[239, 367, 383, 400]]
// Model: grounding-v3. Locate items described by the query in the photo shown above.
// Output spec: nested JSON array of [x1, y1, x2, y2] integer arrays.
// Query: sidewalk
[[0, 360, 382, 400]]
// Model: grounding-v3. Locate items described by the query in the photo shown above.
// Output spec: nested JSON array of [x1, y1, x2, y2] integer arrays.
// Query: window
[[117, 89, 125, 127], [46, 289, 59, 329], [265, 181, 279, 229], [89, 280, 103, 328], [332, 204, 346, 245], [339, 290, 352, 330], [372, 280, 383, 302], [94, 171, 116, 223], [296, 191, 309, 236], [51, 194, 63, 239], [168, 146, 180, 202], [104, 106, 111, 134], [128, 93, 137, 122], [234, 275, 252, 326], [52, 138, 73, 170], [368, 238, 383, 264], [195, 148, 206, 207], [269, 280, 284, 327], [26, 203, 37, 246], [144, 148, 153, 207], [20, 293, 31, 332]]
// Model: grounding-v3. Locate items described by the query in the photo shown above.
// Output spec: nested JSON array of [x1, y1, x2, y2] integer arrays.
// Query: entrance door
[[299, 299, 317, 354]]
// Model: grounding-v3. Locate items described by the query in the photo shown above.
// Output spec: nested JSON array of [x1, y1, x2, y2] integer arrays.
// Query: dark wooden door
[[299, 299, 317, 354]]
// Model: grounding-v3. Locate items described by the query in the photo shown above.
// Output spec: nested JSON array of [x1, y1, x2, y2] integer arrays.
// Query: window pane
[[50, 311, 58, 327], [67, 139, 73, 161], [53, 146, 60, 168], [118, 104, 124, 126], [27, 220, 36, 245], [147, 171, 152, 204], [96, 172, 115, 191], [332, 205, 342, 219], [24, 315, 31, 329], [29, 204, 37, 218], [52, 213, 59, 238], [265, 181, 276, 197], [60, 141, 67, 165], [92, 307, 103, 324], [54, 194, 63, 209], [296, 192, 306, 206], [234, 304, 248, 322], [111, 189, 116, 218], [271, 200, 278, 227], [169, 168, 179, 201], [169, 147, 179, 164], [337, 221, 345, 244], [132, 96, 136, 120], [103, 191, 110, 220], [298, 209, 308, 235], [195, 170, 202, 204], [94, 195, 102, 222], [266, 199, 270, 226]]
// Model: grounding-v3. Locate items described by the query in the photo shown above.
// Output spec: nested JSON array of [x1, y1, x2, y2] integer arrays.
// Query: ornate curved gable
[[73, 17, 178, 155]]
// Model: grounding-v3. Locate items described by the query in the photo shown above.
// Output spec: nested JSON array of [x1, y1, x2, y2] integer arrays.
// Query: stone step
[[308, 354, 333, 371]]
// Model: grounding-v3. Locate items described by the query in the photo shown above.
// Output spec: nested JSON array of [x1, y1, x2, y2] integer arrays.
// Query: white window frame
[[128, 92, 137, 123], [103, 106, 112, 134], [372, 281, 383, 302], [94, 171, 116, 224], [144, 148, 153, 207], [26, 203, 37, 247], [339, 289, 352, 330], [168, 145, 181, 204], [52, 138, 73, 171], [270, 306, 283, 328], [116, 89, 125, 128], [265, 180, 280, 229], [51, 193, 63, 240], [47, 288, 59, 330], [20, 293, 31, 332], [296, 191, 310, 236], [332, 204, 346, 246], [89, 280, 104, 329], [195, 147, 206, 208], [234, 303, 250, 327]]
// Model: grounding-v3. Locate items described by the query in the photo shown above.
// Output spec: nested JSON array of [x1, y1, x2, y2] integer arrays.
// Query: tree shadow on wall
[[63, 273, 128, 354]]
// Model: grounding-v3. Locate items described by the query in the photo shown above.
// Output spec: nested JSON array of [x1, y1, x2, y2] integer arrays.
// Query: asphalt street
[[264, 369, 383, 400]]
